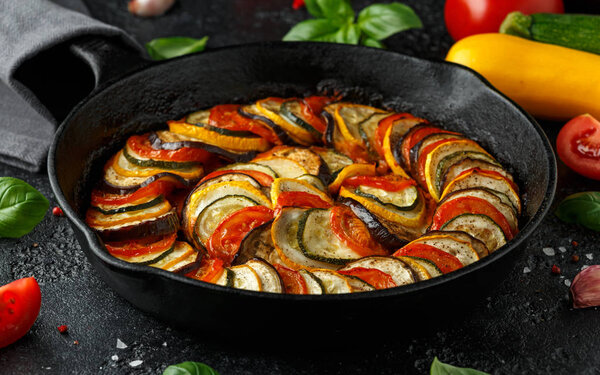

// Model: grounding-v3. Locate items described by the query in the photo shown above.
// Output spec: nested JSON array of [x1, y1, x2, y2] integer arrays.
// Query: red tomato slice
[[402, 127, 460, 171], [393, 244, 463, 274], [338, 267, 396, 289], [200, 169, 274, 186], [444, 0, 564, 41], [105, 233, 177, 257], [186, 258, 225, 283], [300, 96, 337, 133], [273, 264, 308, 294], [342, 175, 416, 192], [430, 196, 514, 239], [330, 205, 387, 257], [374, 113, 416, 158], [275, 191, 332, 211], [416, 138, 462, 186], [0, 278, 41, 349], [334, 139, 372, 164], [206, 206, 274, 264], [209, 104, 281, 145], [557, 114, 600, 180], [90, 178, 182, 206], [127, 133, 211, 162]]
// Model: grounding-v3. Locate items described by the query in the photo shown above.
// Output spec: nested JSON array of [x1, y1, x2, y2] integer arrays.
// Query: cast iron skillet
[[43, 38, 556, 338]]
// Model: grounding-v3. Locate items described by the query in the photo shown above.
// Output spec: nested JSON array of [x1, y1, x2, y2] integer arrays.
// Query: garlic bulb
[[571, 265, 600, 309], [128, 0, 175, 17]]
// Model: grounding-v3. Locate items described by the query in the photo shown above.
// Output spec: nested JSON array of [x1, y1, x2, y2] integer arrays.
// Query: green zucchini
[[310, 270, 353, 294], [218, 162, 278, 178], [123, 146, 201, 170], [440, 213, 507, 253], [214, 268, 235, 287], [194, 195, 259, 246], [150, 241, 201, 273], [298, 269, 325, 294], [355, 184, 419, 211], [310, 147, 353, 176], [190, 122, 259, 138], [501, 12, 600, 55], [91, 195, 164, 215], [279, 100, 322, 136], [339, 256, 416, 287], [358, 112, 391, 156]]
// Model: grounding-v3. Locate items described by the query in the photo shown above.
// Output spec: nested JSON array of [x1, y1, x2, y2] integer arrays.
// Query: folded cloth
[[0, 0, 142, 172]]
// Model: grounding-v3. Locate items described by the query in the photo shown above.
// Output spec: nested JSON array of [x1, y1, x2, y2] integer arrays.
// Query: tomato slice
[[330, 205, 387, 257], [91, 178, 182, 206], [342, 175, 416, 192], [0, 278, 41, 349], [300, 96, 337, 133], [206, 206, 274, 264], [200, 169, 274, 186], [338, 267, 396, 289], [430, 196, 514, 239], [209, 104, 281, 145], [275, 191, 332, 211], [105, 233, 177, 257], [402, 127, 460, 171], [273, 264, 308, 294], [393, 244, 463, 274], [557, 114, 600, 180], [127, 133, 211, 162], [186, 258, 225, 283], [374, 113, 416, 158], [334, 139, 372, 164]]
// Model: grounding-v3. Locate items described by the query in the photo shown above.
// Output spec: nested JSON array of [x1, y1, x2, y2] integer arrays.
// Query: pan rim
[[48, 41, 557, 302]]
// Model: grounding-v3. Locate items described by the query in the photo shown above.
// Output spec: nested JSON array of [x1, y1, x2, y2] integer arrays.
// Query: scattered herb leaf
[[283, 0, 421, 48], [163, 361, 220, 375], [430, 357, 489, 375], [0, 177, 48, 238], [146, 36, 209, 60], [555, 192, 600, 232]]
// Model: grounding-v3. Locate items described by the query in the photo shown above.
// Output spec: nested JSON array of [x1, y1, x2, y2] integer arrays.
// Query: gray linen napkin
[[0, 0, 142, 172]]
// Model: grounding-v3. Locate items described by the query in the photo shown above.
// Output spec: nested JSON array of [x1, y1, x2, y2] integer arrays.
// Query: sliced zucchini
[[425, 230, 489, 259], [440, 213, 508, 252], [339, 256, 416, 287], [194, 195, 259, 247], [228, 265, 263, 291], [234, 220, 275, 266], [253, 157, 308, 178], [382, 121, 413, 178], [280, 100, 322, 137], [296, 174, 326, 191], [112, 241, 176, 265], [394, 256, 431, 281], [168, 120, 270, 152], [91, 195, 164, 215], [123, 143, 201, 170], [310, 147, 353, 177], [355, 183, 419, 211], [335, 104, 388, 146], [442, 159, 513, 194], [359, 112, 392, 156], [255, 98, 313, 145], [150, 241, 201, 274], [95, 211, 179, 242], [297, 208, 362, 264], [271, 208, 338, 270], [245, 258, 284, 293], [86, 198, 172, 228], [257, 146, 325, 177], [113, 150, 204, 180], [270, 178, 333, 207], [197, 172, 262, 191], [310, 269, 353, 294], [238, 104, 293, 145], [410, 234, 480, 266], [409, 132, 464, 178], [185, 109, 210, 125], [298, 269, 325, 294], [102, 165, 189, 195], [328, 163, 377, 195], [214, 268, 235, 287], [403, 256, 443, 278], [343, 275, 376, 292], [217, 162, 278, 179], [434, 152, 498, 194]]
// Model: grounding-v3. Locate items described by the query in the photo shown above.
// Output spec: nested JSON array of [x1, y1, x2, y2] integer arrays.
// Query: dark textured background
[[1, 0, 600, 374]]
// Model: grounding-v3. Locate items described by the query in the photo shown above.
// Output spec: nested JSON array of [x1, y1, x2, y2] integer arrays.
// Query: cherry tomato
[[186, 258, 225, 283], [330, 205, 387, 257], [275, 191, 332, 211], [342, 175, 416, 192], [557, 114, 600, 180], [430, 196, 515, 239], [127, 133, 211, 162], [200, 169, 274, 187], [206, 206, 274, 264], [444, 0, 564, 41], [209, 104, 281, 145], [338, 267, 396, 289], [393, 244, 463, 274], [0, 278, 42, 349], [273, 264, 308, 294], [105, 233, 177, 257]]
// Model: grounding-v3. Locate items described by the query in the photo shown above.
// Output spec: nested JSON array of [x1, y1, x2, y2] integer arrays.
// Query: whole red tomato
[[557, 114, 600, 180], [0, 277, 42, 349], [444, 0, 564, 40]]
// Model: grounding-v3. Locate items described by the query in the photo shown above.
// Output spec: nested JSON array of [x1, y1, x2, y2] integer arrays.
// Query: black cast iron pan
[[38, 37, 556, 340]]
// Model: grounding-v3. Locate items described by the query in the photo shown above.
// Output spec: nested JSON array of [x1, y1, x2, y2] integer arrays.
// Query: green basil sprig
[[430, 357, 489, 375], [162, 361, 220, 375], [146, 36, 209, 60], [0, 177, 49, 238], [555, 192, 600, 232], [283, 0, 422, 48]]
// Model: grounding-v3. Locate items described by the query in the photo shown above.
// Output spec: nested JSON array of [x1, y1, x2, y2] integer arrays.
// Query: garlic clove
[[571, 265, 600, 309], [128, 0, 176, 18]]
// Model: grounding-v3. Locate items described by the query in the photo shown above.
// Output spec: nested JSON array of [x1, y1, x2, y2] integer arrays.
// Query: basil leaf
[[358, 3, 422, 40], [430, 357, 489, 375], [0, 177, 48, 238], [146, 36, 209, 61], [555, 192, 600, 232], [162, 361, 220, 375], [330, 23, 361, 44], [283, 19, 342, 41], [361, 37, 386, 48], [304, 0, 354, 24]]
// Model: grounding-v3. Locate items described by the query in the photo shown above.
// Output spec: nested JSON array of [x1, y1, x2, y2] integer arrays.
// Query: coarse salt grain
[[523, 267, 531, 274], [116, 339, 127, 349], [111, 355, 119, 361], [162, 342, 167, 347], [586, 253, 594, 260], [543, 247, 555, 256], [582, 265, 590, 271], [129, 360, 143, 367], [558, 247, 567, 253], [565, 279, 572, 287]]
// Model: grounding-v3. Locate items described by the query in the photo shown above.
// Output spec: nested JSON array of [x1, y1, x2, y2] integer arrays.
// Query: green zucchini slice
[[214, 268, 235, 287], [297, 208, 362, 265], [280, 100, 322, 136], [441, 158, 513, 193], [87, 199, 172, 228], [343, 275, 376, 292], [194, 195, 259, 246], [123, 144, 201, 170], [339, 256, 416, 287], [403, 256, 443, 278], [355, 184, 419, 211], [296, 174, 327, 191], [245, 258, 284, 293], [336, 104, 387, 145], [425, 230, 489, 259], [435, 152, 498, 193], [358, 112, 392, 155], [229, 265, 263, 291], [197, 172, 262, 191], [254, 157, 307, 179], [310, 147, 353, 176], [218, 162, 278, 178], [91, 195, 164, 215], [298, 269, 325, 294], [440, 213, 507, 253], [310, 270, 353, 294]]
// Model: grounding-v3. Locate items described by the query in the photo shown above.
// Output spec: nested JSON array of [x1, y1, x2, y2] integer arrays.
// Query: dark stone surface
[[1, 0, 600, 374]]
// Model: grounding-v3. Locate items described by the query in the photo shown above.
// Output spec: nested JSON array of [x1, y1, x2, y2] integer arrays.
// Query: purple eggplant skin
[[339, 197, 407, 250], [233, 219, 274, 266], [322, 110, 335, 147], [171, 250, 203, 275], [237, 106, 296, 146], [148, 132, 256, 162], [100, 172, 191, 195], [96, 211, 179, 242]]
